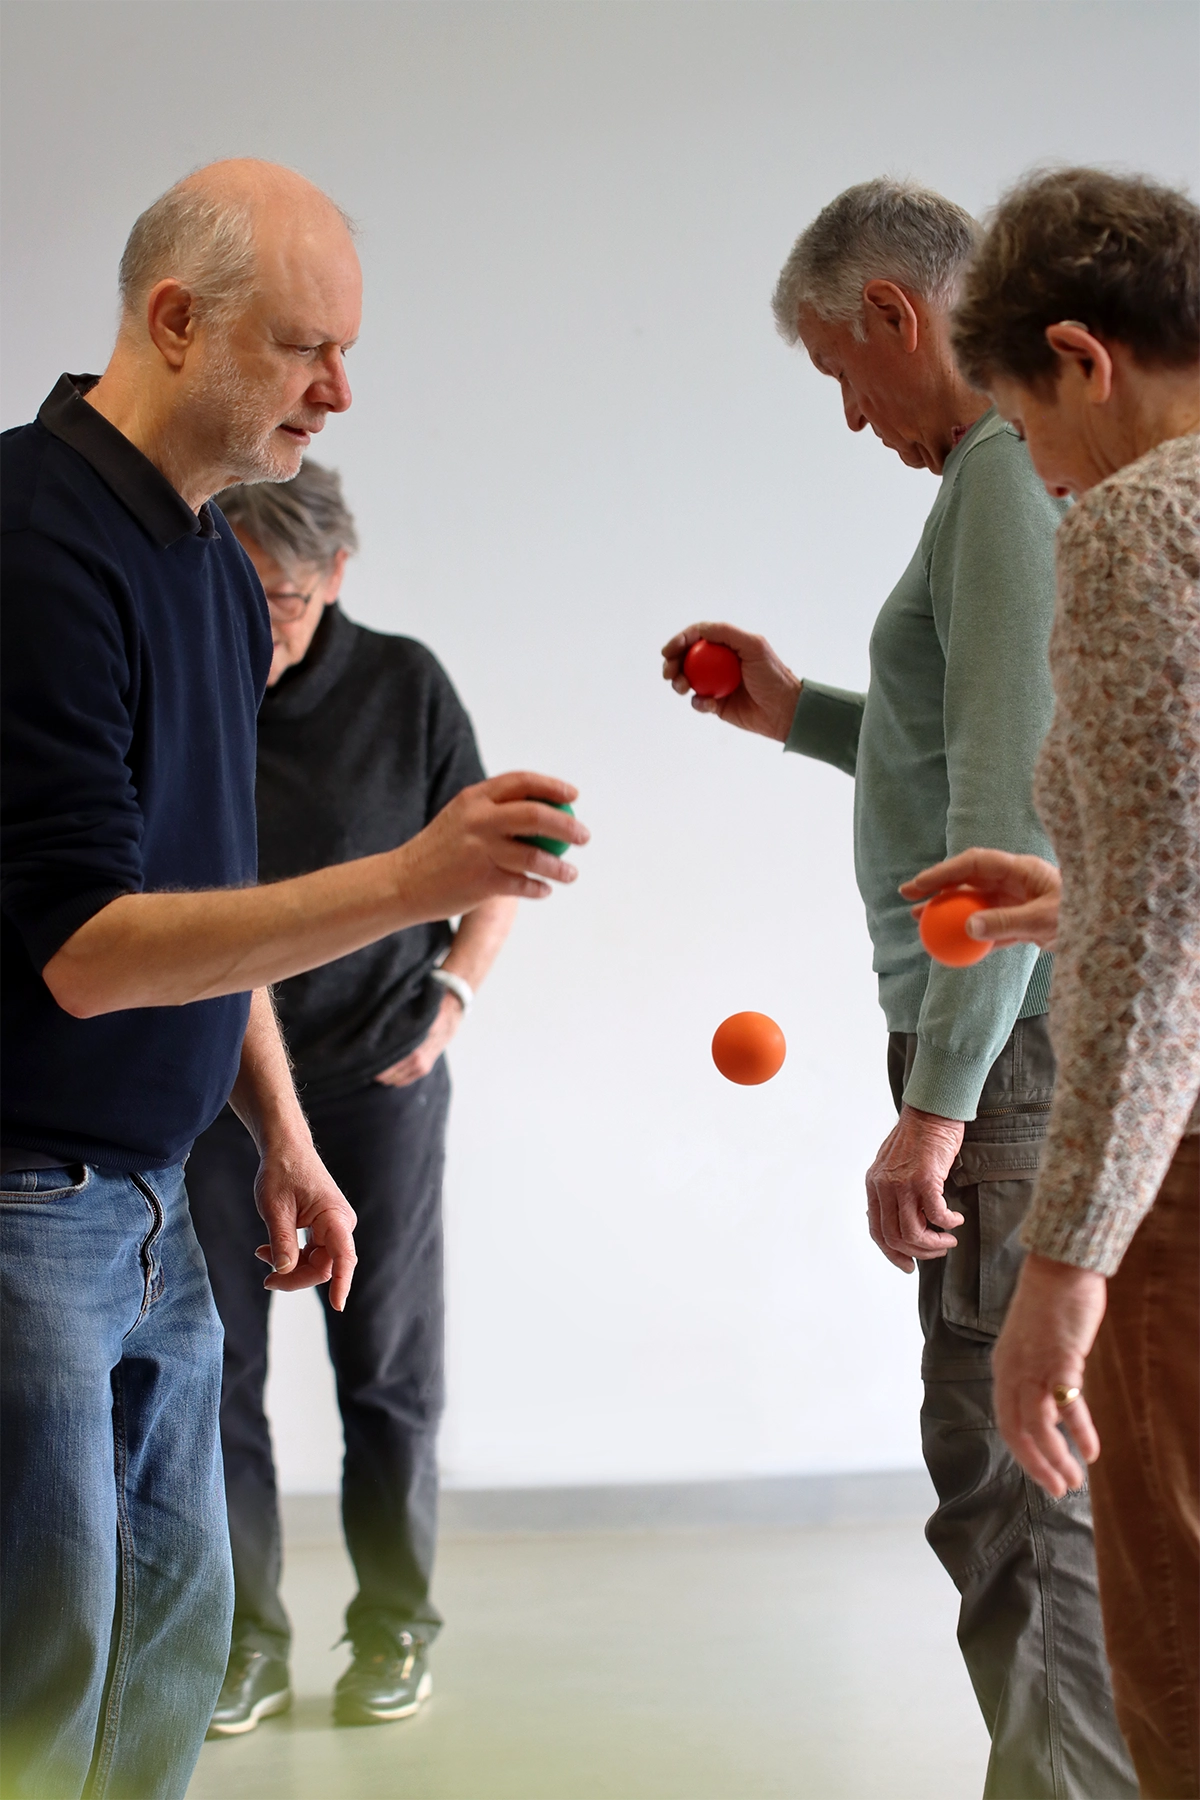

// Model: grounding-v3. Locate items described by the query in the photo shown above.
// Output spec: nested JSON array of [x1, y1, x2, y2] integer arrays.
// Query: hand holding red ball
[[683, 638, 742, 700]]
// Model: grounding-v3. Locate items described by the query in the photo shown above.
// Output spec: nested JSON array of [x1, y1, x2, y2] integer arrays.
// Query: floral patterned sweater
[[1022, 431, 1200, 1276]]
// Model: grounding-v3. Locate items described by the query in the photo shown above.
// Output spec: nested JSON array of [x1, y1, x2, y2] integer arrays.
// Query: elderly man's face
[[190, 213, 362, 487], [795, 295, 959, 474]]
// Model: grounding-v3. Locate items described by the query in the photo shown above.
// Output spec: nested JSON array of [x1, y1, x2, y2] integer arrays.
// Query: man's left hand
[[866, 1104, 966, 1273], [374, 991, 463, 1088], [253, 1135, 358, 1311]]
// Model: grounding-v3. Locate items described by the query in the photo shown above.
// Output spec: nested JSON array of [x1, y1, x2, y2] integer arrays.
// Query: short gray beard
[[199, 336, 303, 488]]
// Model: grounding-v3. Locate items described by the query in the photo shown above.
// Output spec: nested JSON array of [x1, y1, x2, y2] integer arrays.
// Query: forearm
[[44, 847, 423, 1017], [41, 773, 585, 1019], [784, 681, 863, 776], [906, 945, 1043, 1120], [1022, 938, 1200, 1273], [227, 987, 307, 1155], [441, 897, 518, 990]]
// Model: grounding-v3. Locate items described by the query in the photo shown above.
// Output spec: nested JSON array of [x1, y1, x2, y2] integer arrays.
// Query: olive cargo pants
[[889, 1016, 1136, 1800]]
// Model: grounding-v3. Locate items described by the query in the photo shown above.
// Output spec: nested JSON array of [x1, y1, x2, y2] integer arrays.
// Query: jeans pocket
[[943, 1140, 1044, 1337], [0, 1165, 90, 1202]]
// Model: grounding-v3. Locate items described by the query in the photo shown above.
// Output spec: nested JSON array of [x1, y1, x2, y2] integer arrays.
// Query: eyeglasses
[[263, 583, 320, 622]]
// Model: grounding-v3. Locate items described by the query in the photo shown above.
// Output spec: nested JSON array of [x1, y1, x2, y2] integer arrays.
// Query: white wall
[[4, 1, 1197, 1491]]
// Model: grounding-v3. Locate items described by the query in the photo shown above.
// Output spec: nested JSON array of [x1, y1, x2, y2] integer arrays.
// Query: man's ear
[[862, 279, 920, 354], [144, 279, 199, 371], [1044, 322, 1114, 403]]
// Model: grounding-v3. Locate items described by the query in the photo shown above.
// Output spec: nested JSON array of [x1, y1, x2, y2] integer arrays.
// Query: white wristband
[[431, 968, 474, 1015]]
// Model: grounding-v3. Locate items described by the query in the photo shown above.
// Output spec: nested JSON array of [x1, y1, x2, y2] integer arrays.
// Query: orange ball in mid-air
[[918, 889, 993, 967], [711, 1012, 786, 1085]]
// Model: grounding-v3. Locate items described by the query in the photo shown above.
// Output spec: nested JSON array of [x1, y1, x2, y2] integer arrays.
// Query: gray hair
[[214, 460, 359, 571], [772, 177, 982, 344], [118, 185, 258, 324]]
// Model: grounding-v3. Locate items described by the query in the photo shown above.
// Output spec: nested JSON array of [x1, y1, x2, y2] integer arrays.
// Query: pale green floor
[[186, 1520, 990, 1800]]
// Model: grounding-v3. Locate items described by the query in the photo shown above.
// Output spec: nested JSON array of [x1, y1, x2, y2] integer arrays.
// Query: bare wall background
[[3, 0, 1196, 1491]]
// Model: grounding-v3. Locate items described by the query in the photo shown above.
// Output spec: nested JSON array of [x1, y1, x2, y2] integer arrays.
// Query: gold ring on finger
[[1052, 1383, 1081, 1410]]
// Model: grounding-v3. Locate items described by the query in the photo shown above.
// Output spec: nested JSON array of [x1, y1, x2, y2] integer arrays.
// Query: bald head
[[90, 158, 361, 506], [118, 158, 355, 332]]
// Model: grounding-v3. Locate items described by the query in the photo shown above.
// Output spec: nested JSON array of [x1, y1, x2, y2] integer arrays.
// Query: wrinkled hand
[[866, 1105, 966, 1273], [375, 991, 462, 1088], [993, 1253, 1107, 1497], [661, 622, 802, 742], [397, 772, 590, 917], [253, 1133, 358, 1311], [901, 849, 1061, 950]]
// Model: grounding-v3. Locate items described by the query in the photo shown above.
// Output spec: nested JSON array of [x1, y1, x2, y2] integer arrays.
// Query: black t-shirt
[[257, 604, 485, 1103]]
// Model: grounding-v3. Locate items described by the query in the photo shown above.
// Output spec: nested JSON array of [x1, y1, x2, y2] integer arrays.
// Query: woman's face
[[987, 371, 1110, 500], [234, 532, 347, 687]]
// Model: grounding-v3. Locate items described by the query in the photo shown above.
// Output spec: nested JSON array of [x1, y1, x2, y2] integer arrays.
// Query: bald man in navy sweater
[[0, 159, 585, 1800]]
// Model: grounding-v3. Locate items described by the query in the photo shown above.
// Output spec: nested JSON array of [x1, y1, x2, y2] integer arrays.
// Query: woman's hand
[[993, 1253, 1107, 1497], [901, 849, 1062, 949], [661, 622, 802, 743]]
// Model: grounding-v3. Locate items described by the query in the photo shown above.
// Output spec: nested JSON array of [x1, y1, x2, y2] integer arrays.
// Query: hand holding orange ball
[[918, 889, 993, 968]]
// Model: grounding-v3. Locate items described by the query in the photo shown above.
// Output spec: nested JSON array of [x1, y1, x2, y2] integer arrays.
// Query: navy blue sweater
[[1, 376, 272, 1170]]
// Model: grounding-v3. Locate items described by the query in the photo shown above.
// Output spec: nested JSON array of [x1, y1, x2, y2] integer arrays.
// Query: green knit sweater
[[786, 410, 1064, 1121]]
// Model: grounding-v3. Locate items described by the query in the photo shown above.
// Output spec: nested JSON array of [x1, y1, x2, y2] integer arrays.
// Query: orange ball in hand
[[712, 1012, 786, 1085], [919, 890, 993, 968]]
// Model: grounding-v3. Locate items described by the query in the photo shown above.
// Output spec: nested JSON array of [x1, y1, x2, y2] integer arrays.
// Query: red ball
[[684, 638, 742, 700], [712, 1012, 786, 1085], [918, 890, 993, 968]]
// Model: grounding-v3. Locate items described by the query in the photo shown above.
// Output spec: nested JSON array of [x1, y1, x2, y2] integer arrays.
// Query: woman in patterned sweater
[[906, 169, 1199, 1799]]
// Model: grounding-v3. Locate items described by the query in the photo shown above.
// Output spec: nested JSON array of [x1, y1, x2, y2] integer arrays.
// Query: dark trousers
[[889, 1017, 1137, 1800], [186, 1062, 449, 1662]]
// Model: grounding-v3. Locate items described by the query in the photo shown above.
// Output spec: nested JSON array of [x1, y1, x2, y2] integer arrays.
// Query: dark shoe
[[333, 1632, 433, 1725], [206, 1647, 292, 1738]]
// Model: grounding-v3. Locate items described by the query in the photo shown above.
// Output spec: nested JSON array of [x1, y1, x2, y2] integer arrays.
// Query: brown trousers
[[1087, 1133, 1200, 1800]]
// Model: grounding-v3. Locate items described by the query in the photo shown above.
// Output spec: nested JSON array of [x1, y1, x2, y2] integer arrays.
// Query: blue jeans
[[0, 1161, 234, 1800]]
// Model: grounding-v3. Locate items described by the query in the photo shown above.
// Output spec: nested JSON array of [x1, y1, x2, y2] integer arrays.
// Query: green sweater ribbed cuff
[[1018, 953, 1054, 1019], [901, 1041, 995, 1122], [784, 681, 864, 777]]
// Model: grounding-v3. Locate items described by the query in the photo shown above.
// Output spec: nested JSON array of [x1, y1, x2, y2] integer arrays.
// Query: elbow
[[42, 955, 111, 1020]]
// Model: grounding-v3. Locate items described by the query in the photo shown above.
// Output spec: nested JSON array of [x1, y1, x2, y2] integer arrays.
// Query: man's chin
[[274, 440, 307, 478], [228, 438, 305, 487]]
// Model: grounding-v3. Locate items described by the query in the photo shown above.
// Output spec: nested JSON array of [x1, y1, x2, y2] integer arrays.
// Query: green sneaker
[[333, 1633, 432, 1726], [206, 1647, 291, 1738]]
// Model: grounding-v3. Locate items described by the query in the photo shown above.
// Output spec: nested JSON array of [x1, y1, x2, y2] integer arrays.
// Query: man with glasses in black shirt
[[190, 461, 516, 1734]]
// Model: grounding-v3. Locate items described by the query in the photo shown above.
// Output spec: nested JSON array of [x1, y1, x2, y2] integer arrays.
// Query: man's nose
[[843, 392, 867, 433], [313, 351, 353, 415]]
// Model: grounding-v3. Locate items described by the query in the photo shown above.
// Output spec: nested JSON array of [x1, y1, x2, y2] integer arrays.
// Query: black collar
[[37, 374, 218, 548], [260, 604, 360, 720]]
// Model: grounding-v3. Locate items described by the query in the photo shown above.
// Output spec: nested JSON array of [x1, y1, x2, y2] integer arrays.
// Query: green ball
[[520, 799, 574, 858]]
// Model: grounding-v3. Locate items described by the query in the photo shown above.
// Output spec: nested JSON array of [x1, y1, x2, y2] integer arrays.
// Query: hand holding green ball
[[519, 800, 575, 858]]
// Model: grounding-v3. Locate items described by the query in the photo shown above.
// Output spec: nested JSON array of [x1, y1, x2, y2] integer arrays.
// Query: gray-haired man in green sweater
[[664, 180, 1136, 1800]]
